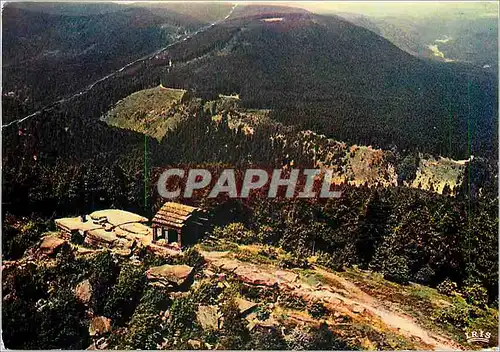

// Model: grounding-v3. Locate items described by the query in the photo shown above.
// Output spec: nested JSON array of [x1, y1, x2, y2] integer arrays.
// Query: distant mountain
[[161, 8, 497, 159], [1, 2, 229, 110], [337, 12, 498, 68]]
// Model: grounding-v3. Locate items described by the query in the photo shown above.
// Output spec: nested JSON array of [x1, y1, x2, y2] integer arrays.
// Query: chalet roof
[[89, 209, 148, 227], [55, 209, 148, 234], [152, 202, 201, 229]]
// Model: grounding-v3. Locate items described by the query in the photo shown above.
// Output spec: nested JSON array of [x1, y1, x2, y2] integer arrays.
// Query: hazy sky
[[110, 1, 498, 19], [236, 1, 499, 18]]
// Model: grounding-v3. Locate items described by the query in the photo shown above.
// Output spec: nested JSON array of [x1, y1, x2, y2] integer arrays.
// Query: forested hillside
[[2, 2, 227, 111], [161, 11, 497, 159]]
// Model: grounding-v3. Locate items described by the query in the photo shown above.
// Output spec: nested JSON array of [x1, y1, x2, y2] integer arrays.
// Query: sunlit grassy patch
[[104, 86, 186, 141]]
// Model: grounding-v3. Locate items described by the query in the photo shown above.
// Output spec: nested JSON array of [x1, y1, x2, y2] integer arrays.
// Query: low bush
[[248, 327, 287, 350], [256, 225, 277, 245], [414, 265, 435, 285], [278, 252, 310, 270], [382, 255, 410, 285], [219, 296, 250, 349], [316, 251, 346, 272], [255, 304, 271, 321], [104, 264, 146, 325], [192, 280, 222, 305], [212, 223, 255, 245], [437, 279, 458, 296], [239, 284, 279, 303], [179, 247, 205, 269], [308, 301, 328, 318], [168, 295, 197, 333], [278, 293, 307, 310], [434, 298, 481, 329], [462, 284, 488, 308], [257, 246, 278, 260], [89, 251, 120, 315]]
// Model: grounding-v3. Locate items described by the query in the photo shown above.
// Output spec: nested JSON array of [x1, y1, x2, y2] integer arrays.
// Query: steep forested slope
[[161, 11, 497, 159], [1, 2, 222, 110]]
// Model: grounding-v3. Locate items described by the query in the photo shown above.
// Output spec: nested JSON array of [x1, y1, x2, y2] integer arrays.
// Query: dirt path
[[314, 267, 463, 351], [201, 250, 463, 351]]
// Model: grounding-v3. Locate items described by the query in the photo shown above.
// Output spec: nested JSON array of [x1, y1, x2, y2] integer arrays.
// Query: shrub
[[286, 326, 314, 350], [141, 250, 173, 267], [437, 279, 458, 296], [104, 264, 146, 325], [169, 295, 196, 332], [180, 247, 205, 269], [36, 288, 90, 349], [112, 310, 164, 349], [240, 284, 279, 303], [434, 298, 480, 329], [257, 246, 278, 260], [309, 322, 349, 350], [382, 255, 410, 285], [256, 225, 277, 245], [255, 304, 271, 321], [278, 293, 307, 310], [3, 220, 47, 260], [316, 251, 345, 272], [414, 265, 435, 285], [308, 301, 328, 318], [54, 246, 91, 286], [212, 223, 254, 244], [138, 286, 172, 313], [248, 327, 287, 350], [192, 280, 222, 305], [89, 251, 120, 314], [278, 252, 310, 270], [462, 284, 488, 308], [220, 297, 250, 349]]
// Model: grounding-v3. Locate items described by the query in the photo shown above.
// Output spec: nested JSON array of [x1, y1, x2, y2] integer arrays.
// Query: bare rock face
[[89, 316, 112, 337], [146, 264, 194, 287], [196, 305, 219, 330], [39, 235, 67, 256], [84, 229, 118, 248], [352, 304, 365, 314], [207, 258, 299, 287], [188, 339, 202, 349], [75, 279, 93, 304], [235, 297, 257, 315]]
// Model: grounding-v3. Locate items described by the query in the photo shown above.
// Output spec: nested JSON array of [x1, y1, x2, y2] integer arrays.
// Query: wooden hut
[[151, 202, 209, 247]]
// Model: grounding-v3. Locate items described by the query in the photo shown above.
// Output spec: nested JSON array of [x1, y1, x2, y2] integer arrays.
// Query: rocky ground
[[2, 230, 497, 350]]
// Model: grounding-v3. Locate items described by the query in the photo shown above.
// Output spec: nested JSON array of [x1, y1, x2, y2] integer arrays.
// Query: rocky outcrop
[[235, 297, 257, 315], [201, 255, 298, 287], [84, 229, 118, 248], [196, 305, 219, 330], [89, 316, 112, 337], [146, 264, 194, 288], [38, 235, 67, 256], [187, 339, 202, 349], [75, 279, 93, 304]]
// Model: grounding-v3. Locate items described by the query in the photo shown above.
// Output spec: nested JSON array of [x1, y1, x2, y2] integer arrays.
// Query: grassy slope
[[104, 86, 186, 141]]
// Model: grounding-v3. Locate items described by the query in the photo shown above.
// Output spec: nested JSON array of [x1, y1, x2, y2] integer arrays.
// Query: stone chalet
[[151, 202, 209, 247], [54, 202, 209, 251]]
